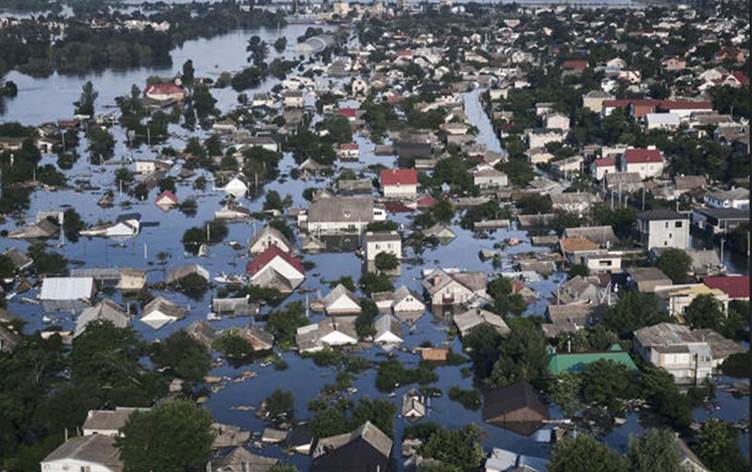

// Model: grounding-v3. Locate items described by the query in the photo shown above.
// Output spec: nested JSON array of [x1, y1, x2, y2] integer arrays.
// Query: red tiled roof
[[594, 157, 616, 167], [145, 83, 184, 95], [658, 100, 712, 110], [562, 60, 588, 70], [417, 195, 437, 207], [729, 72, 749, 86], [337, 108, 357, 118], [602, 99, 632, 108], [339, 143, 359, 150], [155, 190, 178, 204], [384, 201, 413, 213], [381, 168, 418, 186], [624, 148, 662, 164], [245, 245, 304, 276], [703, 276, 750, 299]]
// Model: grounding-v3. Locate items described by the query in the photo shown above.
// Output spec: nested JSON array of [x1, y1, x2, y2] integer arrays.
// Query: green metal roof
[[547, 344, 638, 375]]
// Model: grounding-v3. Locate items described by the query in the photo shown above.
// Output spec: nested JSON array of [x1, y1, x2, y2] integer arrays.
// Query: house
[[546, 304, 596, 331], [302, 197, 384, 235], [675, 437, 710, 472], [337, 178, 372, 195], [116, 268, 147, 291], [364, 231, 401, 262], [144, 82, 185, 102], [380, 168, 418, 199], [559, 237, 600, 264], [423, 223, 456, 240], [185, 320, 216, 351], [215, 202, 253, 220], [633, 322, 744, 384], [472, 166, 508, 189], [627, 267, 673, 293], [223, 176, 249, 197], [140, 296, 186, 330], [582, 90, 615, 113], [691, 207, 748, 235], [337, 108, 358, 122], [246, 136, 279, 153], [134, 159, 171, 175], [421, 268, 487, 307], [40, 277, 95, 301], [373, 314, 403, 345], [283, 91, 304, 108], [619, 148, 664, 179], [591, 157, 617, 180], [236, 326, 275, 352], [9, 219, 59, 239], [322, 284, 362, 316], [296, 317, 358, 353], [245, 246, 305, 293], [154, 190, 178, 209], [401, 389, 427, 420], [311, 422, 392, 472], [485, 447, 548, 472], [249, 226, 294, 255], [261, 428, 287, 444], [544, 112, 570, 130], [41, 434, 122, 472], [2, 247, 33, 272], [561, 59, 588, 72], [636, 209, 690, 250], [525, 128, 566, 149], [453, 308, 510, 338], [704, 187, 749, 210], [662, 57, 686, 71], [337, 143, 360, 160], [704, 275, 749, 301], [75, 299, 130, 337], [166, 264, 210, 285], [82, 407, 148, 436], [482, 381, 549, 436], [656, 284, 729, 318], [552, 275, 607, 305], [547, 344, 638, 375], [562, 226, 619, 248], [550, 192, 598, 215], [646, 112, 680, 130], [579, 251, 623, 274], [392, 286, 426, 314], [207, 446, 278, 472], [287, 426, 315, 455]]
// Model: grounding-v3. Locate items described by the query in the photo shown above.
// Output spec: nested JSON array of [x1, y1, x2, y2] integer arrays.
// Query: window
[[675, 221, 682, 228]]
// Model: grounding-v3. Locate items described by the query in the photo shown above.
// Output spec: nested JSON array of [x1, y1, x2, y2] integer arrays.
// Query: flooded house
[[421, 268, 487, 307], [482, 381, 550, 436], [245, 246, 305, 293], [75, 299, 130, 337], [140, 296, 186, 330], [295, 317, 358, 353], [311, 422, 392, 472], [248, 226, 294, 255], [322, 284, 362, 316]]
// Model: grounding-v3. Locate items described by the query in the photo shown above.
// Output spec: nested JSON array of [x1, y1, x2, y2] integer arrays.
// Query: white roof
[[646, 113, 680, 125], [40, 277, 94, 301]]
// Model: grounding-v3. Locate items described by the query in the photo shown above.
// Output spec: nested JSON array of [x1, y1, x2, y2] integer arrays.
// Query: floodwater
[[0, 19, 747, 471]]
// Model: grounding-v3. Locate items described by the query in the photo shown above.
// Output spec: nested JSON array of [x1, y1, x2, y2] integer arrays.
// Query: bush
[[448, 386, 481, 410], [263, 389, 294, 418], [375, 359, 437, 392]]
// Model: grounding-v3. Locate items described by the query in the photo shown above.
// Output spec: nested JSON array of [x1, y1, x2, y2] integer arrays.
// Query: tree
[[516, 194, 552, 214], [602, 292, 669, 337], [0, 254, 14, 279], [355, 298, 378, 338], [263, 389, 294, 418], [267, 302, 307, 347], [581, 359, 636, 409], [74, 81, 98, 116], [192, 85, 216, 116], [431, 198, 455, 224], [695, 419, 749, 472], [489, 317, 548, 388], [149, 331, 211, 382], [549, 435, 629, 472], [320, 115, 352, 143], [359, 272, 394, 294], [374, 252, 399, 272], [116, 400, 215, 472], [418, 425, 484, 471], [549, 372, 583, 416], [656, 248, 692, 284], [567, 264, 590, 279], [87, 126, 115, 161], [486, 276, 526, 316], [627, 428, 681, 472], [246, 35, 269, 67], [273, 37, 287, 53], [62, 208, 84, 242], [685, 294, 724, 330], [181, 59, 195, 86]]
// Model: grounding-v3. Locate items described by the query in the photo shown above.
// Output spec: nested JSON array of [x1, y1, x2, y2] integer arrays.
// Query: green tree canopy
[[656, 248, 692, 284], [116, 400, 215, 472], [549, 435, 629, 472], [627, 428, 681, 472]]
